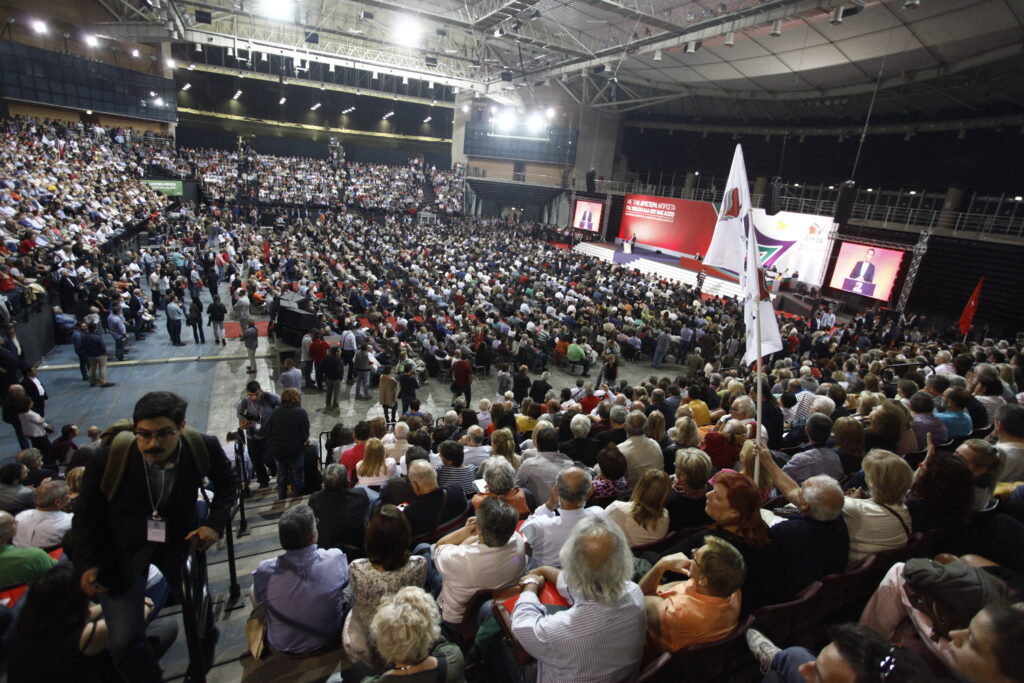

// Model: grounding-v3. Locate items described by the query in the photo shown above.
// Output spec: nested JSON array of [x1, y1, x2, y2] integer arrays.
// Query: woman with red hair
[[646, 470, 785, 613]]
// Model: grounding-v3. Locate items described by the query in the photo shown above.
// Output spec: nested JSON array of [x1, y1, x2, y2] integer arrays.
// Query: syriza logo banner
[[748, 209, 833, 286]]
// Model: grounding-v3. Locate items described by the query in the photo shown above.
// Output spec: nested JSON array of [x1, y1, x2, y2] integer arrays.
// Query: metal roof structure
[[90, 0, 1024, 122]]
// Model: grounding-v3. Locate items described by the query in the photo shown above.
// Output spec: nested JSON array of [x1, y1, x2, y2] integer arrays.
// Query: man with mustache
[[72, 391, 238, 683]]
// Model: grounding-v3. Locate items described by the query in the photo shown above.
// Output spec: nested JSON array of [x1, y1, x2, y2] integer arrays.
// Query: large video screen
[[573, 199, 604, 232], [829, 242, 905, 301]]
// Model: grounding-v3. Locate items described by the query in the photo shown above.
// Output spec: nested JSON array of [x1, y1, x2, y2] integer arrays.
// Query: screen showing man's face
[[865, 249, 874, 261]]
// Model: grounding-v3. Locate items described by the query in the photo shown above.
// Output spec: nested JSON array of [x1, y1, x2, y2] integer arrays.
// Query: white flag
[[742, 219, 784, 366], [703, 144, 751, 274]]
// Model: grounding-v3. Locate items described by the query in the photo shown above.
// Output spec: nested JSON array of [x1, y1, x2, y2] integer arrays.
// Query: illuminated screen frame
[[828, 241, 905, 301], [572, 199, 604, 232]]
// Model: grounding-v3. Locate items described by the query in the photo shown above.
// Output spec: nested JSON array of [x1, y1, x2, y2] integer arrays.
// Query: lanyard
[[143, 440, 181, 519]]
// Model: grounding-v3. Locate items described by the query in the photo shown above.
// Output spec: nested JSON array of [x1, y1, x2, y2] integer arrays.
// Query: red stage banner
[[618, 194, 718, 257]]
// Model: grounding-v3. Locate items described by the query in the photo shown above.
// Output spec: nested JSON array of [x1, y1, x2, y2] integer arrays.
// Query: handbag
[[244, 602, 269, 659]]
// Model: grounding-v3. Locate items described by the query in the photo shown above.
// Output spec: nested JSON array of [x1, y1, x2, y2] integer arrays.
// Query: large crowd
[[0, 116, 1022, 683]]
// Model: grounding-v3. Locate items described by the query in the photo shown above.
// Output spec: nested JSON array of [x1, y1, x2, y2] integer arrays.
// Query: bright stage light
[[255, 0, 295, 21], [526, 112, 546, 133], [394, 16, 423, 46], [31, 20, 47, 34], [84, 35, 99, 47], [495, 109, 516, 131]]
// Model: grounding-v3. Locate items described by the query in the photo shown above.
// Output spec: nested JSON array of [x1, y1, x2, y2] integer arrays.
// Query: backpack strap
[[100, 429, 136, 501], [180, 426, 210, 478]]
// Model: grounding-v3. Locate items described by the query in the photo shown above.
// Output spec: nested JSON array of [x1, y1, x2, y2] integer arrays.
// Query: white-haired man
[[385, 421, 411, 467], [520, 466, 604, 568], [619, 410, 665, 488], [512, 515, 646, 682], [755, 445, 850, 598], [461, 425, 492, 468], [14, 479, 72, 548]]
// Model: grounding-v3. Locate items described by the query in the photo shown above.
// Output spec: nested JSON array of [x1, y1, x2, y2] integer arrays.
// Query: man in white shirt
[[13, 480, 72, 548], [617, 410, 664, 488], [431, 497, 526, 628], [514, 426, 573, 505], [520, 467, 604, 568], [461, 426, 492, 468], [994, 403, 1024, 482]]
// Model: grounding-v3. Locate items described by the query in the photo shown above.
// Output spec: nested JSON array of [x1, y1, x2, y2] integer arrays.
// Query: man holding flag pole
[[704, 145, 784, 483]]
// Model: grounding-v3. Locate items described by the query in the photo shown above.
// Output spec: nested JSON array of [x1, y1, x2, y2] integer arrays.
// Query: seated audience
[[994, 403, 1024, 482], [619, 410, 664, 488], [559, 413, 600, 467], [513, 425, 572, 505], [472, 456, 536, 515], [955, 438, 1001, 511], [521, 466, 604, 568], [605, 469, 672, 546], [403, 460, 469, 544], [343, 506, 427, 671], [665, 447, 713, 531], [13, 479, 72, 548], [436, 440, 478, 496], [842, 449, 914, 566], [511, 516, 646, 682], [251, 504, 349, 656], [356, 438, 398, 488], [308, 464, 371, 554], [0, 510, 57, 586], [780, 413, 844, 483], [431, 497, 525, 628], [906, 451, 974, 532], [0, 462, 35, 514], [590, 445, 629, 501], [638, 535, 745, 652]]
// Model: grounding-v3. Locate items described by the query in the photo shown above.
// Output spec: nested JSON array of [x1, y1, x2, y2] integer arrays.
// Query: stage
[[574, 241, 744, 299]]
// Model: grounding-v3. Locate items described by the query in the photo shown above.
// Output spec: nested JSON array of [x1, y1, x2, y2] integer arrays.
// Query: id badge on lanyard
[[146, 515, 167, 543]]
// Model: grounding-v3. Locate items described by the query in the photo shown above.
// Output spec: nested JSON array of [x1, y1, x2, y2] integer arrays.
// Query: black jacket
[[321, 354, 344, 381], [308, 487, 371, 553], [512, 373, 531, 403], [260, 404, 310, 461], [72, 433, 238, 592]]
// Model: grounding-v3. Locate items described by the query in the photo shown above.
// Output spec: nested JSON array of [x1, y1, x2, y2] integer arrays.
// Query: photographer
[[235, 381, 280, 489]]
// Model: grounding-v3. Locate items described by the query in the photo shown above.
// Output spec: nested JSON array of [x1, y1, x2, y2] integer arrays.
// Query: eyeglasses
[[134, 429, 179, 442], [878, 646, 898, 682]]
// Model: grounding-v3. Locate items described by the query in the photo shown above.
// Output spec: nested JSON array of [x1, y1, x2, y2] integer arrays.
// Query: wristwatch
[[520, 576, 542, 588]]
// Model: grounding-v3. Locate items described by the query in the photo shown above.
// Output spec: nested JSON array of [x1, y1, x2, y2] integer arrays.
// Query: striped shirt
[[512, 573, 646, 683], [437, 464, 478, 496]]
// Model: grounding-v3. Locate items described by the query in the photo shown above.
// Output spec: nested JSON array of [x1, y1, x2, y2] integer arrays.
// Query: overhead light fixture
[[461, 104, 469, 113], [329, 63, 335, 72], [261, 52, 268, 61], [149, 90, 156, 97], [908, 190, 917, 195], [195, 42, 203, 52], [530, 10, 541, 19], [154, 97, 164, 106], [31, 20, 46, 34], [383, 111, 394, 119], [188, 63, 195, 70], [402, 76, 408, 85], [131, 49, 140, 57], [227, 47, 234, 57], [182, 83, 192, 91], [1015, 195, 1023, 201], [511, 19, 523, 31], [394, 15, 423, 46], [342, 106, 356, 114], [233, 89, 242, 100], [866, 188, 874, 192], [423, 116, 432, 123], [256, 0, 295, 21], [165, 58, 175, 69], [830, 6, 843, 24], [725, 31, 735, 46], [311, 102, 321, 110], [279, 96, 286, 104], [770, 20, 782, 36], [84, 35, 99, 47], [958, 127, 966, 139], [546, 107, 555, 119], [903, 0, 921, 7], [494, 27, 504, 37], [653, 49, 662, 61], [685, 40, 699, 54], [85, 110, 92, 115], [372, 71, 379, 79]]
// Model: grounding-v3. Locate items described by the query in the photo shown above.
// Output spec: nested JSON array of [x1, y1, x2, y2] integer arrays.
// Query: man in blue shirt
[[252, 504, 349, 656], [935, 387, 973, 437], [107, 304, 128, 362], [165, 295, 185, 346]]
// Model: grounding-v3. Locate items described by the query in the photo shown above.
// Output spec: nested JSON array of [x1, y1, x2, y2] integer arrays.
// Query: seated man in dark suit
[[308, 464, 371, 555], [402, 460, 469, 544]]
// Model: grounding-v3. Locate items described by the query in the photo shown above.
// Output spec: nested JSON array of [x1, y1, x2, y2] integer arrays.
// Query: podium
[[623, 242, 632, 254], [842, 278, 876, 297]]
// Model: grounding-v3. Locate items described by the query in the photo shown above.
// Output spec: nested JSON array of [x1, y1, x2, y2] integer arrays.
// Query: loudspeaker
[[500, 71, 513, 82], [276, 326, 305, 348], [195, 9, 212, 23], [278, 306, 317, 331], [764, 179, 781, 216], [834, 183, 856, 225], [425, 55, 438, 67], [585, 170, 596, 193]]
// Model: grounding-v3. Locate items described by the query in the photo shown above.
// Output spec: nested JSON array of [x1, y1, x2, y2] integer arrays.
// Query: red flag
[[958, 277, 984, 336]]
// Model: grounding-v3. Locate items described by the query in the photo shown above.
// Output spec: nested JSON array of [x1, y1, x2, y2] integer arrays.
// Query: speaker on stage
[[585, 170, 596, 193], [834, 182, 856, 225]]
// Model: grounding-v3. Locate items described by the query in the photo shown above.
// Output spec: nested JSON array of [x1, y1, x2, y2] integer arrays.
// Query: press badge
[[147, 516, 167, 543]]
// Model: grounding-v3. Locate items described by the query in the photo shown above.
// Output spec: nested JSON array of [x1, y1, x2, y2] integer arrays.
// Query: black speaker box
[[585, 170, 596, 193], [276, 325, 305, 348], [277, 306, 317, 331], [764, 179, 781, 216], [834, 183, 856, 225]]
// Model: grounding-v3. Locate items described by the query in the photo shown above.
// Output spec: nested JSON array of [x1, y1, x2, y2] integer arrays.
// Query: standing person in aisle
[[165, 295, 185, 347], [243, 320, 259, 373], [207, 294, 227, 346]]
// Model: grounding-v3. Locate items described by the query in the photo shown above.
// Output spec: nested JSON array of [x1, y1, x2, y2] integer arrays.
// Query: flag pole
[[754, 302, 763, 485]]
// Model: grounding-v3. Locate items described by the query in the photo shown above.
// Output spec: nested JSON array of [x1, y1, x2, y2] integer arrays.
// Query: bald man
[[520, 466, 605, 568]]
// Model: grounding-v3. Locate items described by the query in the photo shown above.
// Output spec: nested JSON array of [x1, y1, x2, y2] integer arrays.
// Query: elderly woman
[[663, 416, 701, 473], [472, 456, 535, 515], [354, 586, 464, 682], [489, 428, 521, 470], [343, 506, 427, 671], [606, 469, 672, 546], [665, 448, 713, 531], [843, 449, 914, 567], [561, 413, 600, 467]]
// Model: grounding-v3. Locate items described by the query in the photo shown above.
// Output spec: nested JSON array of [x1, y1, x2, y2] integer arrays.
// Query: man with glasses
[[72, 391, 238, 683], [236, 380, 280, 489]]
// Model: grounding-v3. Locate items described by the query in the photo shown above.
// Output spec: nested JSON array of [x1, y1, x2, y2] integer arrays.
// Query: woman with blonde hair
[[855, 391, 881, 420], [356, 437, 397, 488], [489, 428, 521, 470], [605, 469, 672, 546], [842, 449, 913, 566], [664, 416, 701, 473], [646, 410, 669, 450]]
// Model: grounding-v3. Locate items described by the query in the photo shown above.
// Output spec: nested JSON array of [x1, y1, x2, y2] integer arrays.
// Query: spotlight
[[311, 102, 321, 110], [685, 41, 698, 54], [85, 110, 92, 115], [830, 6, 843, 24], [233, 89, 242, 100], [530, 10, 541, 20], [653, 49, 662, 61], [261, 52, 268, 62], [166, 58, 175, 69], [545, 107, 555, 119], [494, 27, 504, 38], [526, 112, 545, 133], [903, 0, 921, 7], [770, 20, 781, 37], [84, 35, 99, 47], [131, 49, 140, 57], [394, 15, 423, 46], [461, 104, 469, 113], [724, 31, 735, 46], [195, 42, 202, 52], [279, 97, 286, 104], [511, 19, 523, 31], [423, 116, 432, 123], [188, 63, 195, 70], [329, 63, 335, 72], [31, 20, 46, 34], [182, 83, 192, 90], [154, 97, 164, 106], [402, 76, 408, 85]]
